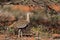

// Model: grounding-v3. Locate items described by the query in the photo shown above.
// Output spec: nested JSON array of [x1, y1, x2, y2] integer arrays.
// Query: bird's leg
[[18, 29, 21, 40], [18, 29, 23, 40], [18, 29, 20, 38], [21, 29, 23, 40]]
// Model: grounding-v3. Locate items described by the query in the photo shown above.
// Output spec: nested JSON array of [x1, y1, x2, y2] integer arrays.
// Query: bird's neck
[[26, 12, 30, 23]]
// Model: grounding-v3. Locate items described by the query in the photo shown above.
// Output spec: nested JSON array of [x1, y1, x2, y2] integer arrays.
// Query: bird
[[8, 12, 32, 40]]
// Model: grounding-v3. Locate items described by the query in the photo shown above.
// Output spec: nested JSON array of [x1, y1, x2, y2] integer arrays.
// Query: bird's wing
[[9, 20, 28, 28]]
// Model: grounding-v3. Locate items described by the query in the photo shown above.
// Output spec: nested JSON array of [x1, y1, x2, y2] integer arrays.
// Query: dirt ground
[[0, 34, 60, 40], [0, 34, 35, 40]]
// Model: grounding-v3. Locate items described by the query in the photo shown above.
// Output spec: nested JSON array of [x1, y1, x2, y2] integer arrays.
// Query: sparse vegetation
[[0, 0, 60, 40]]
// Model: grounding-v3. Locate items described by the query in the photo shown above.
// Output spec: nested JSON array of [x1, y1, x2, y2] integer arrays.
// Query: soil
[[0, 34, 60, 40]]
